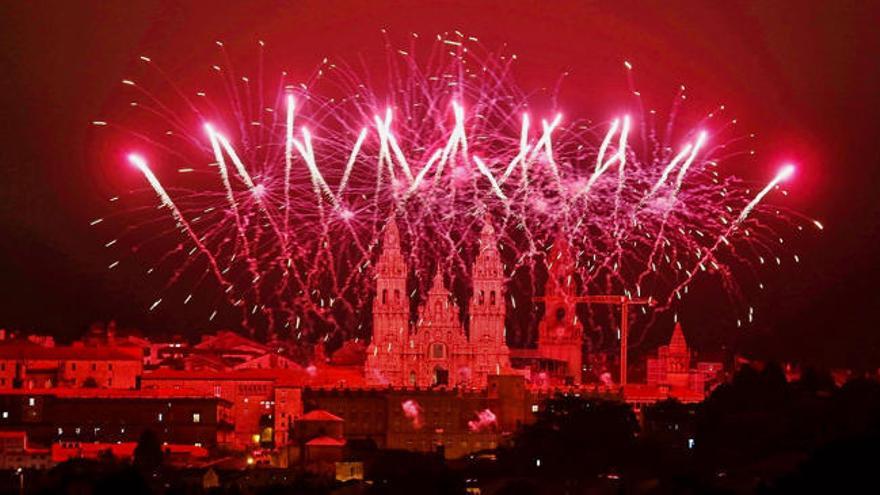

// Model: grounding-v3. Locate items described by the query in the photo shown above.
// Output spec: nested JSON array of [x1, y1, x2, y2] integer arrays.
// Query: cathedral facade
[[365, 218, 511, 389]]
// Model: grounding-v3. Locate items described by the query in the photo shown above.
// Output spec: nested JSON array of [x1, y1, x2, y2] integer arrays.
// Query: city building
[[646, 322, 722, 396], [0, 388, 232, 449], [0, 340, 142, 390], [511, 238, 584, 385], [365, 217, 511, 389]]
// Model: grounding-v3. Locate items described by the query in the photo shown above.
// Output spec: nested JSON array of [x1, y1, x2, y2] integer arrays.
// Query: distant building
[[304, 375, 528, 459], [534, 238, 583, 385], [0, 388, 232, 449], [365, 217, 510, 389], [643, 322, 723, 399], [141, 369, 301, 450], [0, 341, 142, 389]]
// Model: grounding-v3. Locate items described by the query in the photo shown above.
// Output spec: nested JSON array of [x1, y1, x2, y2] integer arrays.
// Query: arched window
[[490, 291, 496, 305], [431, 343, 446, 359], [382, 289, 387, 304], [409, 371, 417, 386], [478, 290, 485, 305]]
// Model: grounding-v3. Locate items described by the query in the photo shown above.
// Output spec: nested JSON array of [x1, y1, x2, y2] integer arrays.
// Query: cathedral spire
[[382, 216, 401, 253], [430, 268, 445, 293], [669, 322, 687, 350]]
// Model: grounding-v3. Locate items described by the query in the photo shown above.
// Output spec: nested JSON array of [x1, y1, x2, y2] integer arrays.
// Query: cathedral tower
[[366, 218, 409, 384], [469, 217, 510, 383], [537, 237, 583, 384]]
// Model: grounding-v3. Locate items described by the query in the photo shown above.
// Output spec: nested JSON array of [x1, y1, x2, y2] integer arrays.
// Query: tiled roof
[[299, 409, 343, 422], [0, 342, 141, 361], [305, 436, 346, 447], [0, 387, 228, 402]]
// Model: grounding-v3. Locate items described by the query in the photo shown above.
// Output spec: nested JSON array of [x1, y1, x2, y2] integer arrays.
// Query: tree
[[503, 395, 639, 480], [133, 429, 163, 473]]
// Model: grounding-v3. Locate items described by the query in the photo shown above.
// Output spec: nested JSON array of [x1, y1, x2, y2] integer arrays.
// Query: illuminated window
[[28, 398, 35, 407], [158, 413, 164, 422], [531, 404, 539, 413], [1, 411, 7, 419], [193, 413, 201, 423]]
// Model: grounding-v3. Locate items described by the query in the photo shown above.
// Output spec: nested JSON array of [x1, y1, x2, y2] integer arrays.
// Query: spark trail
[[96, 34, 816, 345]]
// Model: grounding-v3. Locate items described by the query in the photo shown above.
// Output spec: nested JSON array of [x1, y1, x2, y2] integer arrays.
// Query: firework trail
[[95, 33, 817, 346]]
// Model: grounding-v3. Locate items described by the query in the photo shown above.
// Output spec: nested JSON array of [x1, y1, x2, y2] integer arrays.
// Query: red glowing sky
[[0, 1, 877, 365]]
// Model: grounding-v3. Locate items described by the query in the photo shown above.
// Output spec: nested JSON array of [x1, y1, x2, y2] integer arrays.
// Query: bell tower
[[366, 217, 409, 385], [537, 236, 583, 384], [469, 216, 510, 382]]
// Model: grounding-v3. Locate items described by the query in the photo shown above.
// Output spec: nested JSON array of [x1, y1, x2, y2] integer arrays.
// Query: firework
[[467, 408, 498, 432], [401, 399, 423, 429], [96, 34, 816, 345]]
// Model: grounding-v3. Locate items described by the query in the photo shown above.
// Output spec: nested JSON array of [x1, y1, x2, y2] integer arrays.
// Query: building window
[[193, 413, 201, 423], [382, 289, 387, 304], [108, 363, 113, 371], [431, 343, 446, 359], [531, 404, 539, 413], [1, 411, 7, 419], [71, 363, 76, 371], [28, 397, 35, 407], [479, 290, 485, 305], [490, 291, 496, 305], [158, 413, 164, 422], [91, 363, 97, 371]]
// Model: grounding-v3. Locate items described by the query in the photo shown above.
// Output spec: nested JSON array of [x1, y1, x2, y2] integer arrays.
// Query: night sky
[[0, 1, 877, 366]]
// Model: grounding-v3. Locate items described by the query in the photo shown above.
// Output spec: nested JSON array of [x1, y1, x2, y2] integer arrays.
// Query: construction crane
[[534, 294, 654, 387]]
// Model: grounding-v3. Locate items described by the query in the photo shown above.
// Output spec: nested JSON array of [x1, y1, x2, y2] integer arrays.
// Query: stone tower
[[365, 218, 409, 385], [537, 237, 583, 384], [664, 322, 691, 388], [469, 217, 510, 384]]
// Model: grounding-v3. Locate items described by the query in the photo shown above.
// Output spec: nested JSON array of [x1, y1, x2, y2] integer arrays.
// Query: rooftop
[[300, 409, 343, 422]]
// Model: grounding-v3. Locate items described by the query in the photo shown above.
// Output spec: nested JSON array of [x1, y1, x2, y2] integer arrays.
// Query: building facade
[[646, 322, 723, 397], [535, 238, 584, 385], [366, 217, 510, 389], [0, 389, 232, 449]]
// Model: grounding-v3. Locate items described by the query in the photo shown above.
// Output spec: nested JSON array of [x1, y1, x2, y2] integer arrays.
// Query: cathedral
[[535, 237, 583, 385], [365, 217, 511, 389]]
